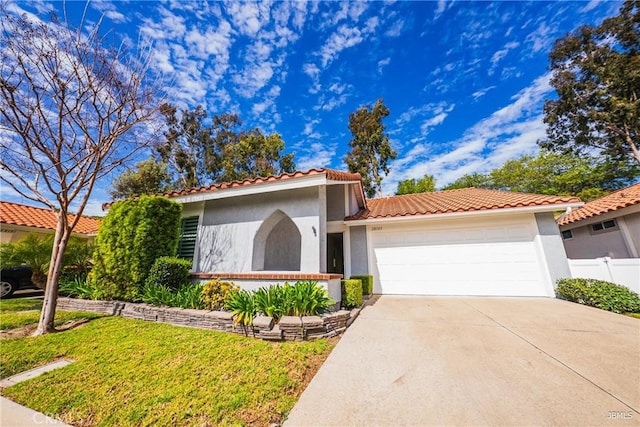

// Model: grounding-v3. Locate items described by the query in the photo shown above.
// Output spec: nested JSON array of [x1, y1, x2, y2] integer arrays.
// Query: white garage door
[[369, 217, 552, 297]]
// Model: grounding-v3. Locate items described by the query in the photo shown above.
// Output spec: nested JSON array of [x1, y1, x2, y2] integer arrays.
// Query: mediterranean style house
[[161, 168, 581, 301]]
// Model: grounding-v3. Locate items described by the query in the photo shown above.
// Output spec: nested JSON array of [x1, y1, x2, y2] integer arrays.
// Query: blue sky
[[3, 0, 623, 216]]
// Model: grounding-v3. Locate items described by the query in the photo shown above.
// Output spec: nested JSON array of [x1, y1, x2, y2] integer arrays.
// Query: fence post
[[602, 257, 615, 283]]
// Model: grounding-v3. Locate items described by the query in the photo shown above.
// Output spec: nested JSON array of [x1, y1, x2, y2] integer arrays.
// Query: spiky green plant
[[225, 290, 256, 328]]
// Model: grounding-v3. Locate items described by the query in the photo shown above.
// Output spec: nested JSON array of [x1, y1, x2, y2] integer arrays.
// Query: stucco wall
[[326, 185, 345, 221], [624, 212, 640, 254], [562, 221, 630, 259], [194, 187, 321, 273], [349, 225, 369, 275], [534, 212, 571, 284]]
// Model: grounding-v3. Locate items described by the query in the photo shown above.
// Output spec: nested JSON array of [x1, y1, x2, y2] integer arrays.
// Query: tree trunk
[[33, 214, 70, 336], [628, 136, 640, 163]]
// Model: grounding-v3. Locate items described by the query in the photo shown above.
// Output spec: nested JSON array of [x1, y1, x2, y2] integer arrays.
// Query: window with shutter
[[177, 216, 199, 261]]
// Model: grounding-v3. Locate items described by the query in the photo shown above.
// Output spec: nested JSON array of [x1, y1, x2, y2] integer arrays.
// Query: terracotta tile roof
[[164, 168, 363, 198], [347, 188, 581, 220], [557, 183, 640, 226], [0, 201, 101, 235]]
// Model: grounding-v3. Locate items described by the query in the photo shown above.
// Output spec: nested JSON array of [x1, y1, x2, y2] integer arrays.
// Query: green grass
[[0, 298, 44, 312], [0, 299, 102, 330], [0, 305, 335, 426], [626, 312, 640, 319]]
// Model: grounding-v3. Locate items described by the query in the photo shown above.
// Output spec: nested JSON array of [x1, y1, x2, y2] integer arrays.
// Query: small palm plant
[[225, 290, 256, 334]]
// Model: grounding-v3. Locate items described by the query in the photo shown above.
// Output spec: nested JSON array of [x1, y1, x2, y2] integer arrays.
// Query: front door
[[327, 233, 344, 274]]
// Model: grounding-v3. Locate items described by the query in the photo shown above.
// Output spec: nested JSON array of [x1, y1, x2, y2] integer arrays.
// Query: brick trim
[[191, 272, 344, 281]]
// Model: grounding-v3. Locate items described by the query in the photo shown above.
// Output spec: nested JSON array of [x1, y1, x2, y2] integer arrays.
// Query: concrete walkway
[[0, 360, 74, 426], [285, 296, 640, 426], [1, 397, 71, 426]]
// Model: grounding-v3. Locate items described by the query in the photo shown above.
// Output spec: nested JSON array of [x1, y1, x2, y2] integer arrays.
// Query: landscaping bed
[[0, 298, 336, 426], [57, 297, 362, 341]]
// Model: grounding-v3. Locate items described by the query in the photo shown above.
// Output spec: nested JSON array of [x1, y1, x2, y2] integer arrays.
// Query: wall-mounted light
[[312, 226, 317, 236]]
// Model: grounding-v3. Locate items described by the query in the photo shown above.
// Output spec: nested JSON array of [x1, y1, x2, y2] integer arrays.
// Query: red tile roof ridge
[[163, 168, 362, 198], [557, 182, 640, 226], [348, 187, 580, 220], [101, 168, 364, 210]]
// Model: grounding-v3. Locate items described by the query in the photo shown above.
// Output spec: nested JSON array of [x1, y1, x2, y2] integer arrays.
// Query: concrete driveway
[[285, 296, 640, 426]]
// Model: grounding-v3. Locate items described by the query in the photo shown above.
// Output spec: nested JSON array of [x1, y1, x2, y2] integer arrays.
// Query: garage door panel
[[378, 279, 548, 297], [376, 262, 541, 282], [374, 243, 536, 264], [370, 219, 551, 297]]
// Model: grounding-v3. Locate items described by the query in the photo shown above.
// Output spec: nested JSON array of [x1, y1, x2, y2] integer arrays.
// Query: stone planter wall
[[56, 297, 361, 341]]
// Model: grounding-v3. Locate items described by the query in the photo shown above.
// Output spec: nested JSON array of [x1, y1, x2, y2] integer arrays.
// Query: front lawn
[[0, 299, 335, 426], [0, 298, 102, 331]]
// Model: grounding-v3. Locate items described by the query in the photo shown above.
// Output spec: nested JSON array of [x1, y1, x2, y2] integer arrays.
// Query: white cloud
[[384, 18, 405, 37], [382, 73, 554, 194], [378, 57, 391, 72], [226, 2, 264, 37], [319, 25, 365, 68], [420, 112, 449, 135], [525, 22, 554, 53], [92, 0, 128, 23], [488, 41, 519, 75], [579, 0, 601, 13], [472, 86, 496, 101], [434, 0, 453, 20], [296, 142, 337, 170]]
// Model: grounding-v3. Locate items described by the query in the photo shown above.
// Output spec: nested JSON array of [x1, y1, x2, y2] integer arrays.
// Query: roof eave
[[170, 173, 329, 204], [344, 202, 584, 226]]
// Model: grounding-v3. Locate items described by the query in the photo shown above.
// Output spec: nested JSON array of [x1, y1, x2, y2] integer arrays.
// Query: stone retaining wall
[[56, 297, 361, 341]]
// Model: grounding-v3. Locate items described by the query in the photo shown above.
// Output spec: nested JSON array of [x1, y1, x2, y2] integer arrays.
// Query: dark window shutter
[[177, 216, 199, 261]]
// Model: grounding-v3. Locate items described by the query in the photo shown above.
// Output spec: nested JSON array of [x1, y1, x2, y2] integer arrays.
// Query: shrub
[[173, 283, 205, 309], [225, 290, 256, 327], [254, 284, 287, 320], [253, 281, 334, 320], [90, 196, 182, 301], [145, 257, 192, 290], [59, 275, 106, 300], [556, 278, 640, 314], [141, 282, 205, 309], [351, 275, 373, 295], [286, 281, 333, 316], [201, 279, 240, 310], [140, 283, 175, 307], [341, 279, 362, 309]]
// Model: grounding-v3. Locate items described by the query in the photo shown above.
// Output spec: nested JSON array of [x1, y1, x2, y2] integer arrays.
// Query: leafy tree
[[396, 174, 437, 195], [345, 98, 397, 198], [157, 105, 213, 189], [157, 106, 295, 188], [217, 127, 295, 182], [110, 159, 172, 199], [441, 152, 639, 200], [541, 0, 640, 164], [442, 173, 492, 191], [0, 9, 160, 334]]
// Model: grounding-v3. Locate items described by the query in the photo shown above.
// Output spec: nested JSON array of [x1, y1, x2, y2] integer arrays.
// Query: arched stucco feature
[[252, 210, 301, 271]]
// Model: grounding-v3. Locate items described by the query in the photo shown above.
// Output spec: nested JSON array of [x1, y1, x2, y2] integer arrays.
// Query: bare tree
[[0, 7, 162, 334]]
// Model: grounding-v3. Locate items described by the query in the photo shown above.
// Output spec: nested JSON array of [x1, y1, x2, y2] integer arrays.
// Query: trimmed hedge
[[145, 256, 192, 290], [556, 278, 640, 314], [341, 279, 362, 309], [351, 275, 373, 295], [90, 196, 182, 301]]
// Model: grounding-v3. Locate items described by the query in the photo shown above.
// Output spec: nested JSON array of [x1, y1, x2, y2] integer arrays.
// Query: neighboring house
[[0, 201, 100, 244], [164, 168, 581, 301], [557, 183, 640, 259]]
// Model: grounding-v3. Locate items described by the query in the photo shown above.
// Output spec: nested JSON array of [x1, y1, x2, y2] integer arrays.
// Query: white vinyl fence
[[568, 257, 640, 294]]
